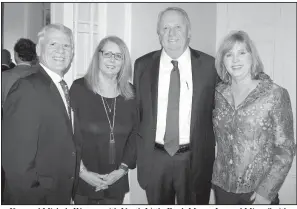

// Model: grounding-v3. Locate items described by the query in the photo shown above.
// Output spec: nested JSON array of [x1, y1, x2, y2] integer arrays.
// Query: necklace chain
[[101, 96, 116, 141], [102, 97, 113, 113]]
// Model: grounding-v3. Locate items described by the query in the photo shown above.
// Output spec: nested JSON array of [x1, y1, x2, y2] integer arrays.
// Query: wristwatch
[[119, 163, 129, 172]]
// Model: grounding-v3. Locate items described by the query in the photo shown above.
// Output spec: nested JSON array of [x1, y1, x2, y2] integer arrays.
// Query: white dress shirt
[[155, 47, 193, 145], [40, 63, 73, 129]]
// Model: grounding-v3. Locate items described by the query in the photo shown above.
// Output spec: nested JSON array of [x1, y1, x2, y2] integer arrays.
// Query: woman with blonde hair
[[212, 30, 295, 204], [70, 36, 136, 204]]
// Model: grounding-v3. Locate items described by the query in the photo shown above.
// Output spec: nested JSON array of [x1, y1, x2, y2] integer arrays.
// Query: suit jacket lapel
[[150, 51, 161, 129], [190, 48, 203, 138], [38, 65, 73, 134]]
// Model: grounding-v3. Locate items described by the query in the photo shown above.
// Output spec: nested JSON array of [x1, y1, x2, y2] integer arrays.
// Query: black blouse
[[70, 78, 136, 199]]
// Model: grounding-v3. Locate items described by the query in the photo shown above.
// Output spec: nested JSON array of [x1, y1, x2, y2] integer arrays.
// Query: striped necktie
[[59, 79, 72, 122]]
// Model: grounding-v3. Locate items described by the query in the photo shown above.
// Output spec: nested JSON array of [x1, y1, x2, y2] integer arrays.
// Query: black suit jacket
[[2, 64, 82, 204], [133, 48, 217, 194]]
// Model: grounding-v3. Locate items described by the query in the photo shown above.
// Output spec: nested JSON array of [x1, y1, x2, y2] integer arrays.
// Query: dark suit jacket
[[133, 48, 217, 196], [1, 64, 10, 72], [2, 64, 38, 106], [2, 64, 82, 204]]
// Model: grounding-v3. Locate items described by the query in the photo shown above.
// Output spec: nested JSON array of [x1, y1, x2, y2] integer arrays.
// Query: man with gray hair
[[2, 24, 82, 204], [133, 7, 218, 204]]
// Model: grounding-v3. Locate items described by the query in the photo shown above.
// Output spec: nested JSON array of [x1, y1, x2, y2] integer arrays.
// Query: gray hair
[[37, 23, 74, 48], [157, 7, 191, 35]]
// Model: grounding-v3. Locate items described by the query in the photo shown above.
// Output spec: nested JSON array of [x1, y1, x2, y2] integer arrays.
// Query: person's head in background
[[157, 7, 191, 59], [2, 49, 12, 67], [215, 30, 264, 84], [14, 38, 37, 66], [36, 23, 74, 77], [85, 35, 134, 100]]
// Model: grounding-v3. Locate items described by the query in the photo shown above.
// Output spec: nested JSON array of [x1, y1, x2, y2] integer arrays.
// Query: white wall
[[3, 3, 43, 62], [131, 3, 217, 64]]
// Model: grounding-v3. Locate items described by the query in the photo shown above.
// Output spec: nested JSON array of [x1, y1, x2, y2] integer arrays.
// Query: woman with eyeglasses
[[70, 36, 136, 204]]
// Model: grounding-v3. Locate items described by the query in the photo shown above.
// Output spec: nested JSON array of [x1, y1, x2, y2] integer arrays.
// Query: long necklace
[[101, 95, 117, 164], [102, 97, 113, 113]]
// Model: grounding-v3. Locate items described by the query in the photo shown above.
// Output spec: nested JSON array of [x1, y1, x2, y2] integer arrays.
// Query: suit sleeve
[[121, 94, 138, 169], [2, 79, 41, 196], [256, 88, 296, 201], [133, 59, 142, 123]]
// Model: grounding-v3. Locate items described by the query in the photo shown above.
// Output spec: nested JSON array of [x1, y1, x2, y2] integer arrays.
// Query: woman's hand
[[250, 192, 271, 204], [80, 170, 109, 191], [94, 169, 126, 191]]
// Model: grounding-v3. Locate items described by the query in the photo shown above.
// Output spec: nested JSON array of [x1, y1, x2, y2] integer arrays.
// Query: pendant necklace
[[101, 95, 117, 164], [103, 97, 113, 113]]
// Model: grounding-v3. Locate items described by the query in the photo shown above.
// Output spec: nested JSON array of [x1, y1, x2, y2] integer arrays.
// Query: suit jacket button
[[70, 176, 74, 180], [72, 152, 76, 156]]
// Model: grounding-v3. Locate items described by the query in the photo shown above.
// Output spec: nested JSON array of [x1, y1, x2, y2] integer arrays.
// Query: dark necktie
[[59, 79, 72, 122], [164, 60, 180, 156]]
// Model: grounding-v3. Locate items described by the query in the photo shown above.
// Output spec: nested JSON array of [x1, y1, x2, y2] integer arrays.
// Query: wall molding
[[23, 3, 29, 38], [124, 3, 132, 53], [97, 3, 107, 41]]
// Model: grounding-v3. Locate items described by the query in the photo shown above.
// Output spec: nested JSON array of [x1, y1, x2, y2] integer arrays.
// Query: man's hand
[[250, 192, 271, 204]]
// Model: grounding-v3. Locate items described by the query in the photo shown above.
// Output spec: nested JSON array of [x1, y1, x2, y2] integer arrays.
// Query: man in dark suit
[[2, 23, 81, 204], [133, 7, 217, 204], [2, 38, 37, 105], [1, 38, 37, 204], [1, 49, 14, 72]]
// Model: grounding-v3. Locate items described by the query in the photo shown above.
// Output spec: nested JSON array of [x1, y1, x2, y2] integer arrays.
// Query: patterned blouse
[[212, 72, 296, 201]]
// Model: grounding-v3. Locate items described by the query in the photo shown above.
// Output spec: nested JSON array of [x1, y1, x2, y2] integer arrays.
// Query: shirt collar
[[39, 62, 63, 84], [2, 64, 10, 67], [17, 63, 31, 67], [177, 47, 191, 64], [161, 47, 191, 67]]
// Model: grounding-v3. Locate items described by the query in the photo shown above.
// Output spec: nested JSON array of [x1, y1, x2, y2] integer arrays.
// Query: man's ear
[[188, 28, 191, 39], [36, 43, 41, 57]]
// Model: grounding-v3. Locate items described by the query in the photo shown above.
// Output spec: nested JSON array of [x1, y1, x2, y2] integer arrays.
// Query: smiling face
[[223, 42, 253, 82], [99, 41, 123, 78], [158, 10, 190, 59], [37, 28, 73, 77]]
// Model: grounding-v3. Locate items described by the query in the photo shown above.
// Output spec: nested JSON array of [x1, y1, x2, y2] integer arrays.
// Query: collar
[[176, 47, 191, 64], [161, 47, 190, 63], [2, 64, 10, 68], [17, 63, 31, 67], [216, 72, 274, 108], [39, 63, 64, 84]]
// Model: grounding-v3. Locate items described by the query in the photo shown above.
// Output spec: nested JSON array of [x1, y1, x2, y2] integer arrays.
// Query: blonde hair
[[84, 36, 134, 100], [215, 30, 264, 84]]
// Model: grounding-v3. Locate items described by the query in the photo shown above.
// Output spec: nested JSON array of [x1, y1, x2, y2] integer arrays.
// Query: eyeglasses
[[99, 51, 123, 61]]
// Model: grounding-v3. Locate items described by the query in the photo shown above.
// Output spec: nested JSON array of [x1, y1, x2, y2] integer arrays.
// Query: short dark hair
[[14, 38, 37, 62]]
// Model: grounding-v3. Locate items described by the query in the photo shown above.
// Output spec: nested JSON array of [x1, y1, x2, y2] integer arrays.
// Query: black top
[[70, 78, 136, 199]]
